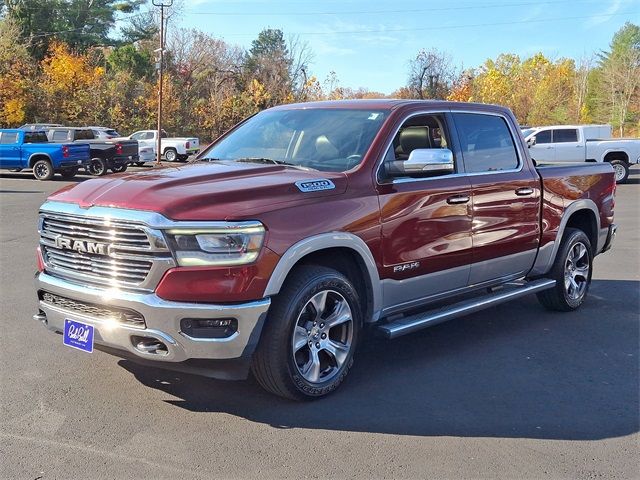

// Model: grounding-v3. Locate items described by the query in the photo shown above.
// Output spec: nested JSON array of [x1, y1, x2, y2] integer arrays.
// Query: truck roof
[[528, 124, 611, 130], [269, 99, 513, 115]]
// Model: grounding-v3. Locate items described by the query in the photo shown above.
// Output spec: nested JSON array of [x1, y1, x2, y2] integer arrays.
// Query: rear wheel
[[60, 167, 78, 180], [252, 266, 361, 400], [111, 164, 128, 173], [88, 158, 108, 176], [134, 162, 146, 167], [32, 159, 54, 181], [537, 228, 593, 311], [609, 159, 629, 184], [164, 148, 177, 162]]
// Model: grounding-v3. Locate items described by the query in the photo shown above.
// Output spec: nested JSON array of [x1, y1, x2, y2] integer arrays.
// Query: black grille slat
[[40, 291, 145, 327]]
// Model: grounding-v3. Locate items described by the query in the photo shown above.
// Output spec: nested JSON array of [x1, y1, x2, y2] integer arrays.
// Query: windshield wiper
[[234, 157, 316, 170]]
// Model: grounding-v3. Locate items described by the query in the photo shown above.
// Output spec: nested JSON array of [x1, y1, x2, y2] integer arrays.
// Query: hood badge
[[295, 179, 336, 193]]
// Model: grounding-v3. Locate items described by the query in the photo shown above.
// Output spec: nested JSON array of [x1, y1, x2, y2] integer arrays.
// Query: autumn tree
[[407, 49, 457, 99], [594, 22, 640, 136]]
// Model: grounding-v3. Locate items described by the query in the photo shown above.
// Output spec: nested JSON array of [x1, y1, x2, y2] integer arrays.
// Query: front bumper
[[35, 272, 270, 365]]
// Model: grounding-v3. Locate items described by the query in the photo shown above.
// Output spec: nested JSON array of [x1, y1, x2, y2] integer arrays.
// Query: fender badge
[[295, 179, 336, 193]]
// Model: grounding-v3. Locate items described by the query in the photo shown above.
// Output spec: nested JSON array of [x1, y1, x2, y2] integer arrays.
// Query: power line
[[186, 0, 605, 16], [213, 11, 640, 37]]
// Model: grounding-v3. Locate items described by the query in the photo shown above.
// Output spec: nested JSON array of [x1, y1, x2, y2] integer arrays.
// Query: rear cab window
[[452, 113, 520, 173]]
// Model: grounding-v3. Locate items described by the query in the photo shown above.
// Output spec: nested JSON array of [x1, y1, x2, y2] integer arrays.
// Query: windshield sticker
[[295, 179, 336, 193]]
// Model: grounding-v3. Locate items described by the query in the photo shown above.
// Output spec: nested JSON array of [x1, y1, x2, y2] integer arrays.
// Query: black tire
[[88, 158, 108, 176], [252, 265, 362, 401], [178, 155, 189, 162], [60, 167, 78, 180], [536, 228, 593, 312], [134, 162, 145, 167], [111, 164, 128, 173], [32, 159, 54, 181], [164, 148, 177, 162], [609, 159, 629, 184]]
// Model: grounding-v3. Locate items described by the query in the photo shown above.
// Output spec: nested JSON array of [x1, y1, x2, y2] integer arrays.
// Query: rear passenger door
[[0, 131, 21, 168], [552, 128, 583, 162], [452, 112, 540, 285]]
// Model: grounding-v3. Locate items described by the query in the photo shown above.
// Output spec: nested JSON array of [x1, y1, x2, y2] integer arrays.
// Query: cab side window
[[0, 132, 18, 144], [535, 130, 551, 144], [553, 129, 578, 143], [380, 113, 455, 180], [453, 113, 519, 173]]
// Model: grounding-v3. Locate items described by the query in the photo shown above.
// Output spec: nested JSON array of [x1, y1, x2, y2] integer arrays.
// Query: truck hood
[[48, 161, 348, 221]]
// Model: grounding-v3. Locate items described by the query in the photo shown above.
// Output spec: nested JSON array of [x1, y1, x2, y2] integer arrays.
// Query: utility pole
[[153, 0, 172, 165]]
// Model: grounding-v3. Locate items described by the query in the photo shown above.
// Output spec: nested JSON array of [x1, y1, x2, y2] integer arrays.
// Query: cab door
[[377, 112, 473, 312], [451, 112, 540, 285], [528, 129, 555, 162], [0, 131, 21, 168], [553, 128, 583, 162]]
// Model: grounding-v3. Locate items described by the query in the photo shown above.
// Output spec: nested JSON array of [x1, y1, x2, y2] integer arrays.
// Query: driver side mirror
[[402, 148, 454, 176], [526, 136, 536, 148]]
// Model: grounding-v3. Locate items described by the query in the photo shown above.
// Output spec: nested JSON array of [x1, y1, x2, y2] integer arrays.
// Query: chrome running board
[[376, 278, 556, 339]]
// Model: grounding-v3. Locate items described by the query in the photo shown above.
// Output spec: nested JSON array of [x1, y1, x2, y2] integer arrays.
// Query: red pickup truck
[[34, 100, 617, 400]]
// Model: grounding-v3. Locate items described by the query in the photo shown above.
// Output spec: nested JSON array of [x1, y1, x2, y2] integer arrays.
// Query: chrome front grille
[[39, 212, 173, 290], [40, 291, 145, 327]]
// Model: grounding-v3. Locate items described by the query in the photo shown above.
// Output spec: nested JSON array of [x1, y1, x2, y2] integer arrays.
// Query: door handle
[[515, 187, 534, 196], [447, 195, 470, 205]]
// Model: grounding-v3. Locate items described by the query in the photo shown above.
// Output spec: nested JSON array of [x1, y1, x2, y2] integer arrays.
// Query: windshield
[[200, 108, 387, 172], [521, 128, 536, 138]]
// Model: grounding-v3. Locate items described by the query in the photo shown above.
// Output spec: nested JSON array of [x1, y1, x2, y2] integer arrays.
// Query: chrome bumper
[[35, 272, 270, 363]]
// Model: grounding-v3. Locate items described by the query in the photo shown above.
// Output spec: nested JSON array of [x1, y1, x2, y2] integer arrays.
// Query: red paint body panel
[[43, 100, 616, 305]]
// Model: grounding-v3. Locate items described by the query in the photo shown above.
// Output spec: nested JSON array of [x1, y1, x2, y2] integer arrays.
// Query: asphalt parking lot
[[0, 166, 638, 479]]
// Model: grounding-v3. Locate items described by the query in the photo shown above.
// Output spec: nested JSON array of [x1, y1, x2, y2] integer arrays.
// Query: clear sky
[[175, 0, 640, 94]]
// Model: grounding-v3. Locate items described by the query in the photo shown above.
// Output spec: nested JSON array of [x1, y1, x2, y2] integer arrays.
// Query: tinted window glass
[[535, 130, 551, 144], [0, 132, 18, 144], [553, 129, 578, 143], [51, 130, 68, 142], [75, 129, 94, 140], [24, 132, 48, 143], [453, 113, 519, 173]]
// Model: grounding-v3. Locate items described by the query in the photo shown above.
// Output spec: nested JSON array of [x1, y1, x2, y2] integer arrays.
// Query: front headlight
[[165, 223, 265, 266]]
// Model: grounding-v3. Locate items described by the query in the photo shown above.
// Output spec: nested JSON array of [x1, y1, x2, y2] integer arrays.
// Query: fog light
[[180, 318, 237, 339]]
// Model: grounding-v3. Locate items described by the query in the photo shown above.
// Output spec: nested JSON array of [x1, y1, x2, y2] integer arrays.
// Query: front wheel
[[88, 158, 108, 176], [537, 228, 593, 311], [252, 266, 362, 400], [609, 159, 629, 184]]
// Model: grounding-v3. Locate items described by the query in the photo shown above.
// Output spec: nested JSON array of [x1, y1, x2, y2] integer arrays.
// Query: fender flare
[[28, 152, 52, 168], [263, 232, 383, 321], [531, 198, 601, 276]]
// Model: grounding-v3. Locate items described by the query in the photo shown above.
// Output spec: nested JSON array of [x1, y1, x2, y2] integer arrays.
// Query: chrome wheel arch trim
[[530, 198, 601, 276], [263, 232, 383, 322]]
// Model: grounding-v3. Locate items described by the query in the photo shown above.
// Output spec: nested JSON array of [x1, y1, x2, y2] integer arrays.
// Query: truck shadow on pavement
[[119, 278, 639, 441]]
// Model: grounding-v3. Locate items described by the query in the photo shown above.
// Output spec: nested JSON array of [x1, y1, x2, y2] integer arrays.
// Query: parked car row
[[521, 124, 640, 183], [0, 125, 200, 180]]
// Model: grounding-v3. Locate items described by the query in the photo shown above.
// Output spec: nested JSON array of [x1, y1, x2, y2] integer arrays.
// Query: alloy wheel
[[291, 289, 354, 384], [564, 241, 590, 301]]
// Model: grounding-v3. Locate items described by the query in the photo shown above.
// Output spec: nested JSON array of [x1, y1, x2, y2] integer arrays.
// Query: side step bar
[[376, 278, 556, 339]]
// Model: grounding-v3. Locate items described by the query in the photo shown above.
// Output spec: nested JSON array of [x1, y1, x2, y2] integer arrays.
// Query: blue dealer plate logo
[[63, 319, 94, 353]]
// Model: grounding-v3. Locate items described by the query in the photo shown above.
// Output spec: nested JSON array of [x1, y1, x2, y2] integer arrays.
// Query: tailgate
[[115, 140, 139, 156]]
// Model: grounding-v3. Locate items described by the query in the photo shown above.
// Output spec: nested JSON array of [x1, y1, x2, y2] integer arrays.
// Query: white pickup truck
[[522, 124, 640, 183], [127, 130, 200, 163]]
